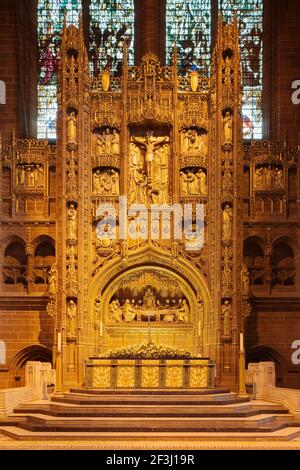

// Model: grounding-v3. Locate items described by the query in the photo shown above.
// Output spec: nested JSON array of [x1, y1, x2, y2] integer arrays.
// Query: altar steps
[[1, 389, 300, 442], [50, 390, 248, 406]]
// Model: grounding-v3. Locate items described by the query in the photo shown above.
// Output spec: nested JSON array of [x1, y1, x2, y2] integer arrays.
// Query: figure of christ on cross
[[132, 132, 169, 183]]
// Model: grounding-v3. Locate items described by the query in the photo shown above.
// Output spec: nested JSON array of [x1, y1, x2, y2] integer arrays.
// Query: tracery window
[[166, 0, 264, 140], [219, 0, 263, 139], [89, 0, 135, 77], [166, 0, 212, 76], [37, 1, 81, 139]]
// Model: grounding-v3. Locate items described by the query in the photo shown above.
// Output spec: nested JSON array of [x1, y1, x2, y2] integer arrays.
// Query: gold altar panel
[[165, 360, 184, 388], [92, 365, 111, 388], [116, 360, 136, 388], [189, 360, 209, 388], [141, 360, 160, 388]]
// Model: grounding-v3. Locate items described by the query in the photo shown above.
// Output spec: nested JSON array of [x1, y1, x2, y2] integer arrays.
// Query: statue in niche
[[132, 133, 169, 171], [188, 130, 201, 156], [265, 166, 272, 188], [99, 170, 113, 195], [67, 299, 77, 337], [130, 142, 142, 168], [123, 299, 136, 322], [241, 264, 250, 297], [177, 299, 189, 322], [186, 171, 198, 195], [198, 132, 208, 155], [255, 167, 264, 189], [96, 132, 105, 156], [25, 167, 35, 187], [67, 204, 77, 240], [180, 171, 188, 195], [143, 287, 156, 309], [109, 300, 122, 322], [93, 169, 102, 193], [111, 129, 120, 155], [274, 167, 283, 188], [222, 205, 233, 240], [222, 300, 232, 337], [180, 129, 208, 156], [223, 111, 233, 144], [180, 130, 189, 155], [196, 169, 207, 195], [130, 167, 148, 204], [16, 165, 25, 186], [104, 128, 112, 153], [67, 111, 77, 143], [111, 169, 119, 195], [35, 164, 44, 187], [48, 263, 57, 296]]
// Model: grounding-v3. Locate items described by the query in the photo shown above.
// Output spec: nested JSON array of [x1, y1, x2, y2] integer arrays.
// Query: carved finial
[[123, 41, 128, 67]]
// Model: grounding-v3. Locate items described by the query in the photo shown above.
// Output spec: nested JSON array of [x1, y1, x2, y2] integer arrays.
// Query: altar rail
[[85, 358, 214, 389]]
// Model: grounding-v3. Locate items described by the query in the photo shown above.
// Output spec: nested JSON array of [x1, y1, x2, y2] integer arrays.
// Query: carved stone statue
[[67, 204, 77, 240], [222, 204, 233, 240], [67, 299, 77, 337], [177, 299, 189, 322], [123, 299, 136, 322], [104, 127, 112, 153], [35, 164, 44, 187], [241, 264, 250, 297], [67, 111, 77, 143], [196, 169, 207, 195], [111, 129, 120, 155], [223, 111, 233, 144], [25, 167, 35, 187], [132, 133, 169, 164], [186, 171, 198, 195], [48, 263, 57, 296], [180, 171, 188, 195], [255, 167, 264, 189], [111, 169, 119, 195], [109, 300, 122, 322], [16, 165, 25, 186], [222, 300, 232, 337], [143, 287, 156, 309], [274, 167, 283, 188], [130, 167, 148, 204], [93, 169, 102, 194]]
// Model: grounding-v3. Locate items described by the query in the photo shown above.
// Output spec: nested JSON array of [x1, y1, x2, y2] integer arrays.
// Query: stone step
[[70, 388, 230, 396], [13, 402, 289, 418], [52, 391, 248, 406], [2, 426, 300, 442], [12, 413, 295, 433]]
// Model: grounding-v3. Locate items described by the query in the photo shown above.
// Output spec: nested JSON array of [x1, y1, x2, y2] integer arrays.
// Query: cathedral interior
[[0, 0, 300, 399]]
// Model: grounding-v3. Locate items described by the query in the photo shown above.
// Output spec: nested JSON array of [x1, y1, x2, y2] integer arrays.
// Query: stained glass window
[[37, 0, 81, 139], [166, 0, 212, 76], [89, 0, 135, 77], [219, 0, 263, 139]]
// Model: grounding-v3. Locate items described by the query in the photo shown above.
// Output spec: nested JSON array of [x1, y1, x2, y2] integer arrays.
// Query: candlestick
[[240, 332, 244, 352]]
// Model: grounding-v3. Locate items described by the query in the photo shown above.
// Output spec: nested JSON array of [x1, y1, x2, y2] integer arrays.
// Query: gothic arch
[[9, 344, 52, 387], [87, 246, 213, 357], [246, 345, 287, 387]]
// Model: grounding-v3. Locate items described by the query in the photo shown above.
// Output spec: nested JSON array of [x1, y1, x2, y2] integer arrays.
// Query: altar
[[84, 342, 215, 389], [85, 357, 214, 389]]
